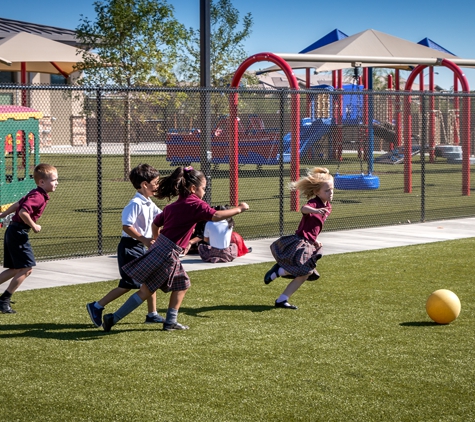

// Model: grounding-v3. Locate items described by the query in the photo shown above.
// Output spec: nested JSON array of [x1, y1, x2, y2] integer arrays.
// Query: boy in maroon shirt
[[0, 163, 58, 313]]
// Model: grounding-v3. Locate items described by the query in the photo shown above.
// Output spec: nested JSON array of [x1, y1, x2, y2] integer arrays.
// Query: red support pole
[[230, 53, 301, 209], [441, 59, 470, 196], [21, 62, 27, 107], [229, 91, 239, 206], [429, 68, 436, 163], [395, 69, 402, 147], [336, 69, 343, 161], [50, 62, 70, 79], [404, 59, 470, 196], [387, 74, 393, 132], [361, 68, 369, 160], [404, 65, 428, 193], [403, 91, 414, 193], [453, 75, 460, 145]]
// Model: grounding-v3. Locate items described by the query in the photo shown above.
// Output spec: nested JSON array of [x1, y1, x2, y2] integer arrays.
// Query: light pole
[[200, 0, 212, 203]]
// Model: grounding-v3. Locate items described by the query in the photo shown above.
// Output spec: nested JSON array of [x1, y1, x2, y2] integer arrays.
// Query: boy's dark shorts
[[117, 237, 146, 289], [3, 222, 36, 269]]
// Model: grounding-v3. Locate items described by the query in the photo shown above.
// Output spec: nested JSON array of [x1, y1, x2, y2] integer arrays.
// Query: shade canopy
[[0, 31, 93, 77], [260, 29, 460, 74], [299, 28, 348, 54], [417, 37, 455, 56]]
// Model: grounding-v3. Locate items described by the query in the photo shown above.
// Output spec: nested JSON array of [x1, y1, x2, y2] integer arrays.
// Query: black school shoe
[[0, 297, 16, 314], [275, 300, 298, 310], [264, 263, 280, 284], [102, 313, 115, 332]]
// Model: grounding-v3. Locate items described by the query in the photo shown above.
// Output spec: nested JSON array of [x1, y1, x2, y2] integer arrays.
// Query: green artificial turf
[[1, 238, 474, 421]]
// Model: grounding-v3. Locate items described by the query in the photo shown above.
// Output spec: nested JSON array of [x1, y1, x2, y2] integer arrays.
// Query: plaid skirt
[[122, 234, 190, 293], [270, 234, 323, 281], [198, 243, 238, 263]]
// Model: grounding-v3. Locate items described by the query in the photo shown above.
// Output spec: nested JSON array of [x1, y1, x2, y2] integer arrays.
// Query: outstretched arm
[[0, 201, 19, 219], [212, 202, 249, 221], [301, 204, 328, 215]]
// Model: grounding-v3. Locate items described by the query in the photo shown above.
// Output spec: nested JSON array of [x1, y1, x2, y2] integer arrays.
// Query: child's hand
[[32, 223, 41, 233], [142, 238, 153, 249], [238, 202, 249, 211]]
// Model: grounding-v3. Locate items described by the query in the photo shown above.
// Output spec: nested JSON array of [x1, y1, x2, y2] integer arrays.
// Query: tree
[[176, 0, 256, 88], [75, 0, 185, 178]]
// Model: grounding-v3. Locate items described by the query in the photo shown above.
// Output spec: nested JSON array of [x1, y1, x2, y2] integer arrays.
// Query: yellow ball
[[426, 289, 461, 324]]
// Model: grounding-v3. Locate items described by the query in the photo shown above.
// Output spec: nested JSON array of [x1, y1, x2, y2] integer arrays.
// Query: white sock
[[270, 272, 278, 281], [148, 311, 158, 317], [94, 302, 104, 310], [276, 294, 288, 303], [278, 267, 289, 277]]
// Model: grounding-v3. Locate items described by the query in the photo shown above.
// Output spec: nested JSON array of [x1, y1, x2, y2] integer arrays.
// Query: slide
[[280, 118, 332, 162], [373, 121, 396, 145]]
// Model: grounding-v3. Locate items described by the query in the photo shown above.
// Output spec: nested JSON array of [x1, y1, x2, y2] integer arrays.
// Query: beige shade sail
[[259, 29, 459, 74], [0, 31, 94, 76]]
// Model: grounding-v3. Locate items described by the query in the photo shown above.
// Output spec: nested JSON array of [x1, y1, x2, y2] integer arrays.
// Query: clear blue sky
[[2, 0, 475, 90]]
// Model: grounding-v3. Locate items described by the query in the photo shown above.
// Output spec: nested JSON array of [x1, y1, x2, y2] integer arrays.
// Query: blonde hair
[[33, 163, 57, 184], [290, 167, 333, 199]]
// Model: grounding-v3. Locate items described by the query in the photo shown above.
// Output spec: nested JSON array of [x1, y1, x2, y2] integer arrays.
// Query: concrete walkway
[[2, 217, 474, 292]]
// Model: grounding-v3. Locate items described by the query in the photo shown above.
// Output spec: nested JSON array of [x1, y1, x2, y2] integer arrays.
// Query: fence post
[[96, 88, 103, 255], [279, 90, 285, 236]]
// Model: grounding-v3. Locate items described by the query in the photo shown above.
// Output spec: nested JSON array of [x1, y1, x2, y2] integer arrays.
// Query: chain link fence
[[0, 85, 474, 261]]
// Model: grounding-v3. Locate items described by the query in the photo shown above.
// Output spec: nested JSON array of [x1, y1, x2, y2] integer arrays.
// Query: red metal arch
[[403, 59, 470, 195], [229, 53, 301, 209]]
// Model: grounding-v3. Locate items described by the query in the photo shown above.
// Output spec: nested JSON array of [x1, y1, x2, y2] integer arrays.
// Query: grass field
[[2, 152, 474, 261], [1, 238, 474, 421]]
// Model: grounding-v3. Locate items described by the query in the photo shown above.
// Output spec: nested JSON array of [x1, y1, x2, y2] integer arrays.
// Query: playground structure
[[166, 84, 380, 170], [166, 114, 281, 166], [226, 53, 472, 208], [0, 105, 41, 218], [166, 42, 473, 208]]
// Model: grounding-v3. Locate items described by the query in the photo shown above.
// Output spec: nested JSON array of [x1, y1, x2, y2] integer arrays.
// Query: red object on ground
[[230, 231, 249, 257]]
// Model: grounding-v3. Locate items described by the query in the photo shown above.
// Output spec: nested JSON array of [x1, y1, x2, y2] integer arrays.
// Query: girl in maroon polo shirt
[[0, 163, 58, 314], [264, 167, 334, 310], [101, 166, 249, 332]]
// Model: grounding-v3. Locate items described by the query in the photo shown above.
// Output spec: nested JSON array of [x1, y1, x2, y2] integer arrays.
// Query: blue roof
[[417, 38, 455, 56], [299, 29, 349, 54]]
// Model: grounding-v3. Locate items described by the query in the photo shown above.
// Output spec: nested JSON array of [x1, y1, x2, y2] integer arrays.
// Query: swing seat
[[334, 173, 380, 190]]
